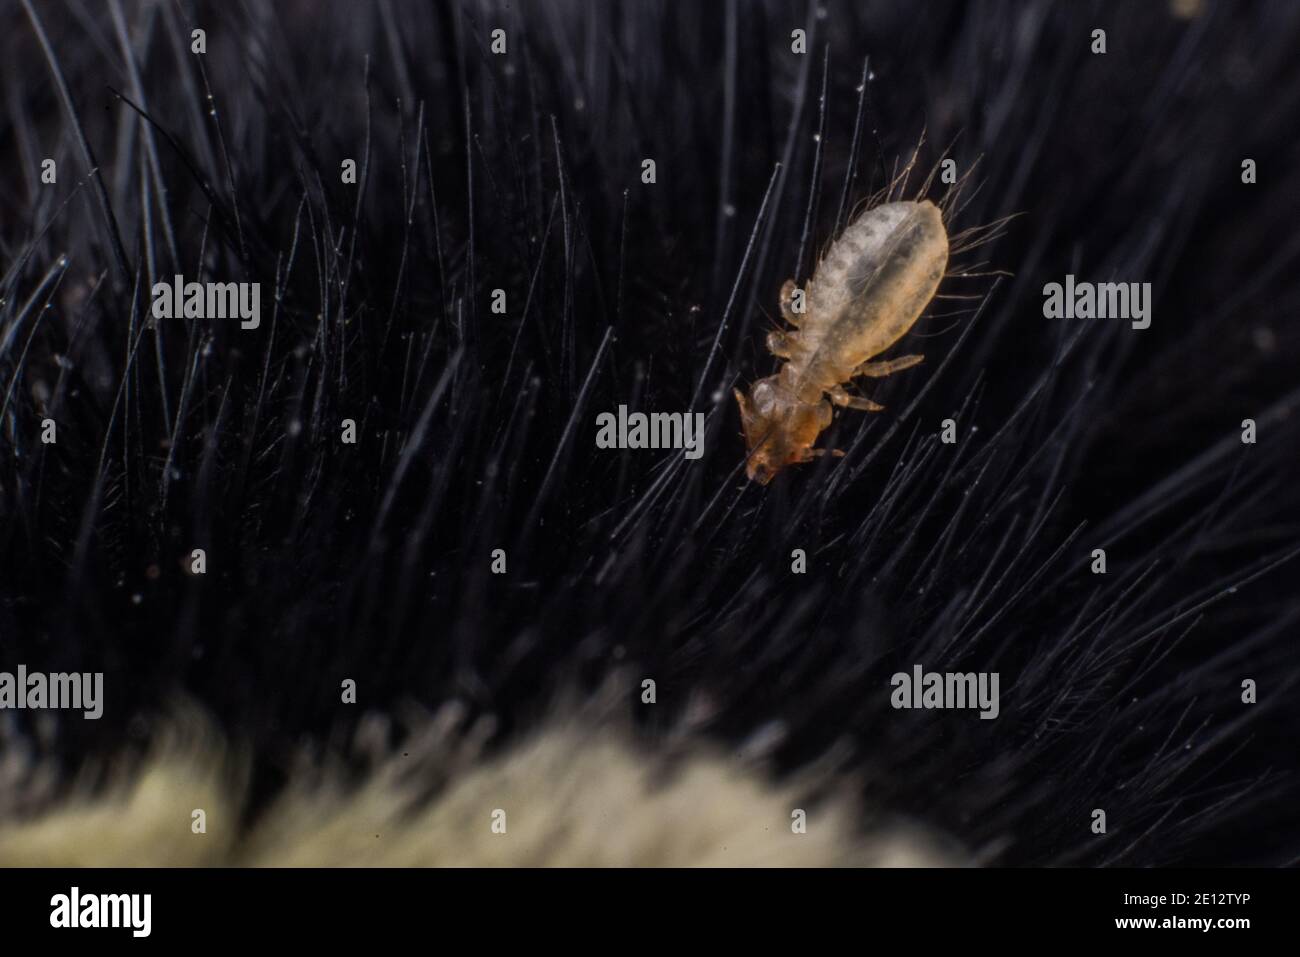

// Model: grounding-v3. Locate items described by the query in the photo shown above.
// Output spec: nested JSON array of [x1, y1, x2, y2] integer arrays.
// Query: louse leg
[[853, 354, 924, 378], [766, 329, 796, 358], [828, 385, 884, 412], [779, 279, 802, 326], [796, 446, 845, 464]]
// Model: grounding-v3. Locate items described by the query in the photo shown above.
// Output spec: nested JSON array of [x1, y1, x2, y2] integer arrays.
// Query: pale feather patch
[[0, 710, 960, 867]]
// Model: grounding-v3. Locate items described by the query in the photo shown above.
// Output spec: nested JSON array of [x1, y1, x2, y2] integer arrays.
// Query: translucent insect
[[734, 199, 949, 484]]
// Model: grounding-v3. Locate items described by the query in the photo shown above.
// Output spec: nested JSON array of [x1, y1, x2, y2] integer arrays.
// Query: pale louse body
[[735, 199, 949, 483]]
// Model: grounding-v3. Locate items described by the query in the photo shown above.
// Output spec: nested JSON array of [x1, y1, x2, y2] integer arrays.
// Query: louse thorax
[[799, 200, 948, 387]]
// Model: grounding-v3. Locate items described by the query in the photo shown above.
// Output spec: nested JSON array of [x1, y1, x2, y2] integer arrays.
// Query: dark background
[[1, 0, 1298, 865]]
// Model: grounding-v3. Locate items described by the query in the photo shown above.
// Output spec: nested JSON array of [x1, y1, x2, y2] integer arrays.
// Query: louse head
[[734, 377, 831, 484]]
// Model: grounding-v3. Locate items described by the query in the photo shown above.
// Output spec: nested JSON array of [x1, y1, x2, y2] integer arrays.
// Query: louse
[[734, 198, 949, 484]]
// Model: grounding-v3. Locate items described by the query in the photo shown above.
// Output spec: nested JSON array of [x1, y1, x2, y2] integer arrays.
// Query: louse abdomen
[[799, 200, 949, 390]]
